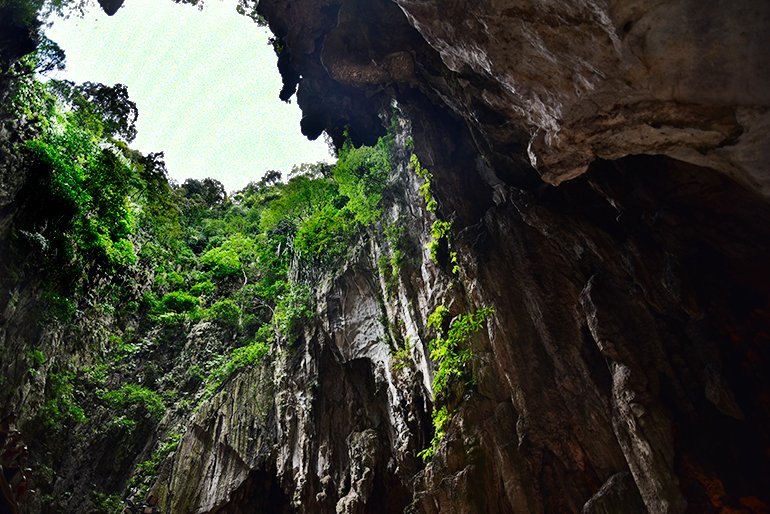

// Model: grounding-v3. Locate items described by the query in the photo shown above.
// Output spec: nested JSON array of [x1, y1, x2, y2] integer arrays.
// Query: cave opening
[[2, 0, 769, 513], [44, 0, 332, 192]]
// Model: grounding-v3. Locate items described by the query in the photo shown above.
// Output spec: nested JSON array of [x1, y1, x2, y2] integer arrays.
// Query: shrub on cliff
[[99, 383, 165, 420], [206, 299, 241, 328], [419, 306, 494, 461], [158, 291, 200, 314]]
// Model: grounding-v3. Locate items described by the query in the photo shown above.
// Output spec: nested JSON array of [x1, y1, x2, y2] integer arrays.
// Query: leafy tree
[[235, 0, 267, 25], [158, 291, 200, 314], [128, 151, 183, 248], [0, 0, 43, 26], [200, 234, 259, 279], [49, 80, 139, 142], [293, 203, 353, 261], [1, 0, 107, 21], [259, 174, 338, 233], [206, 299, 241, 327], [333, 137, 390, 225], [25, 119, 138, 271], [260, 169, 282, 187], [180, 178, 226, 206]]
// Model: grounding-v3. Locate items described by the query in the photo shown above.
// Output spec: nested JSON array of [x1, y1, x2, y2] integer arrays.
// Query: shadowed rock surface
[[1, 0, 769, 513], [97, 0, 124, 16], [235, 0, 770, 512]]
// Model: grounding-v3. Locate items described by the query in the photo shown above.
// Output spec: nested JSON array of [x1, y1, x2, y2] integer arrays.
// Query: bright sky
[[45, 0, 332, 192]]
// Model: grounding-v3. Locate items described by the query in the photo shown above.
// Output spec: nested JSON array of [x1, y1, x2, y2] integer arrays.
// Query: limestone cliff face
[[154, 136, 770, 513], [151, 123, 443, 514], [261, 0, 770, 196], [157, 0, 769, 512], [1, 1, 769, 513], [393, 0, 770, 194]]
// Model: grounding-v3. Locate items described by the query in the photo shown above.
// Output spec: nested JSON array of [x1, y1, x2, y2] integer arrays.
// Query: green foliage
[[108, 415, 137, 432], [420, 306, 494, 461], [427, 304, 449, 331], [206, 299, 241, 327], [417, 405, 447, 462], [134, 432, 181, 478], [27, 348, 45, 378], [40, 0, 101, 19], [130, 152, 181, 247], [49, 80, 139, 142], [155, 270, 186, 291], [3, 34, 66, 78], [259, 174, 335, 233], [380, 224, 405, 294], [273, 284, 314, 342], [107, 334, 137, 362], [0, 0, 97, 29], [190, 280, 215, 297], [235, 0, 268, 25], [429, 307, 493, 401], [378, 254, 394, 290], [177, 177, 226, 211], [200, 235, 258, 278], [257, 135, 392, 264], [200, 246, 241, 278], [410, 154, 437, 213], [158, 291, 200, 314], [227, 335, 271, 370], [83, 363, 108, 387], [0, 0, 43, 26], [42, 290, 77, 321], [130, 431, 181, 498], [18, 79, 143, 274], [204, 331, 271, 397], [26, 348, 46, 369], [333, 137, 391, 225], [43, 369, 87, 428], [91, 491, 123, 514], [6, 71, 175, 292], [384, 224, 404, 251], [428, 220, 452, 264], [172, 0, 268, 26], [450, 251, 460, 276], [391, 340, 411, 372], [293, 203, 353, 261], [99, 383, 165, 420], [140, 291, 160, 312]]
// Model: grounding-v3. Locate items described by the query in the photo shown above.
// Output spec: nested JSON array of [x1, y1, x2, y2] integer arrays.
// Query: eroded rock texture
[[395, 0, 770, 194], [152, 0, 770, 512], [263, 0, 770, 196], [150, 126, 442, 514], [1, 0, 768, 513]]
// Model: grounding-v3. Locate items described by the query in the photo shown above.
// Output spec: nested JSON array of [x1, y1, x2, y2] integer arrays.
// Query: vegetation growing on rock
[[0, 3, 492, 512], [1, 34, 408, 509], [419, 305, 493, 461]]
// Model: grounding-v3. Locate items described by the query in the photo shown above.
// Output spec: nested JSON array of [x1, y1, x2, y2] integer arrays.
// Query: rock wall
[[394, 0, 770, 194], [1, 0, 769, 513], [150, 121, 441, 513], [160, 0, 768, 512], [154, 118, 770, 514], [261, 0, 770, 195]]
